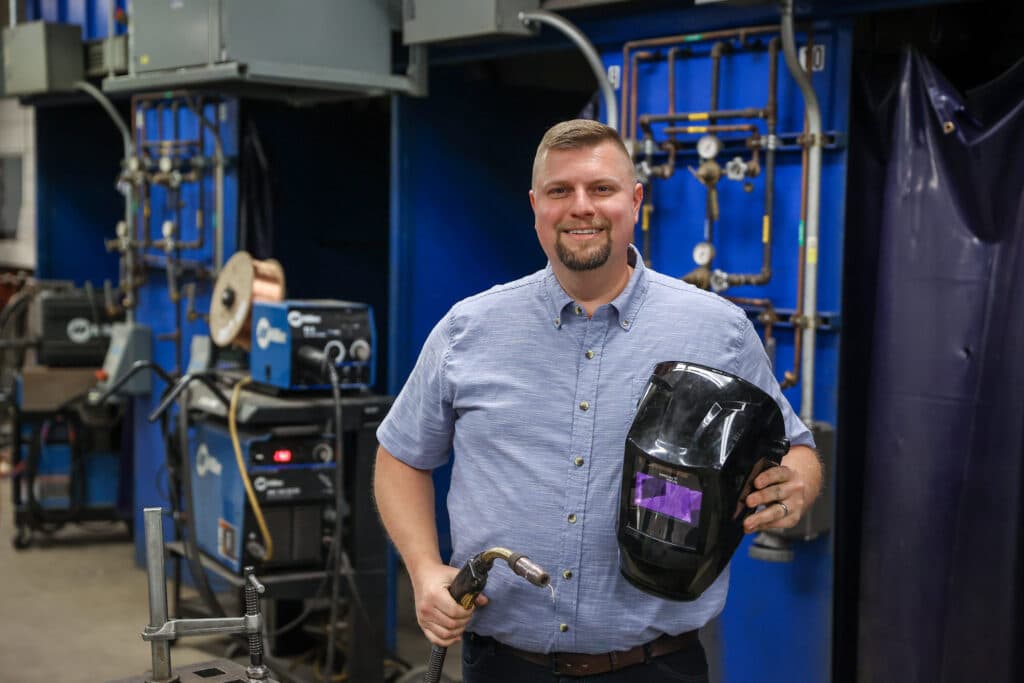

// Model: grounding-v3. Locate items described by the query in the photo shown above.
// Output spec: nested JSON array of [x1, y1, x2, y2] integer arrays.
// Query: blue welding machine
[[188, 421, 338, 574], [248, 300, 376, 391]]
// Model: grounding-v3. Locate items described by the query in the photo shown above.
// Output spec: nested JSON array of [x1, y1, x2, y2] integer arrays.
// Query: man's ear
[[633, 182, 644, 221]]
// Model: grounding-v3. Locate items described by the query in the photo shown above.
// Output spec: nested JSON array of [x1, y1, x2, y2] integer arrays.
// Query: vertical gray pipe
[[519, 10, 618, 132], [143, 508, 173, 682], [8, 0, 16, 27], [72, 81, 136, 322], [780, 0, 821, 423]]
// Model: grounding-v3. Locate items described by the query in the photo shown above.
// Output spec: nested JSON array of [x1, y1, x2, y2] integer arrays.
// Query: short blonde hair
[[532, 119, 633, 187]]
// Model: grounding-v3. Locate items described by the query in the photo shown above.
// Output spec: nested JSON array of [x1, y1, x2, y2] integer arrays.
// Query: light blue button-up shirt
[[377, 246, 813, 654]]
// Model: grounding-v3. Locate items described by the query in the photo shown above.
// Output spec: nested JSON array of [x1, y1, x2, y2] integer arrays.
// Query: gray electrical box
[[1, 22, 83, 95], [402, 0, 540, 45], [94, 322, 153, 398], [104, 0, 415, 96]]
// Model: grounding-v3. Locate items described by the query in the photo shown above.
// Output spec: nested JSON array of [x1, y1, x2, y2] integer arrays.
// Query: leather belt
[[487, 630, 699, 677]]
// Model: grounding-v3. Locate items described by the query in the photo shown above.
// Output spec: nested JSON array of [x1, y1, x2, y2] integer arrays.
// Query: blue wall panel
[[34, 102, 122, 285]]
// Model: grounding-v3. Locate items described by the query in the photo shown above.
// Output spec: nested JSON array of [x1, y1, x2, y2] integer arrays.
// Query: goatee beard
[[555, 220, 612, 272]]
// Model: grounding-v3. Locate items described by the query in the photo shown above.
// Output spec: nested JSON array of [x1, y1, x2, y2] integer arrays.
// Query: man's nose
[[569, 188, 595, 217]]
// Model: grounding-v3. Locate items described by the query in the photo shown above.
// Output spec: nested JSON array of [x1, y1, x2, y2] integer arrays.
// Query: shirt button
[[574, 305, 582, 315], [621, 319, 630, 329], [563, 570, 573, 580], [567, 513, 577, 524], [554, 318, 561, 327], [573, 457, 584, 467], [579, 401, 589, 411], [585, 350, 594, 360], [560, 624, 569, 633]]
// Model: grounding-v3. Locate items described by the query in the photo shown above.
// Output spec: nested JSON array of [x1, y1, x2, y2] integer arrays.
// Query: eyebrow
[[541, 177, 623, 190]]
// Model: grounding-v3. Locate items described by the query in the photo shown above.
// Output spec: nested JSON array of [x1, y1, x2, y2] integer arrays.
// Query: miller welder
[[158, 251, 391, 682], [6, 285, 130, 549]]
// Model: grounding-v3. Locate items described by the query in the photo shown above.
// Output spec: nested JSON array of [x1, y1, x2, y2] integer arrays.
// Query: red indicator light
[[272, 449, 293, 463]]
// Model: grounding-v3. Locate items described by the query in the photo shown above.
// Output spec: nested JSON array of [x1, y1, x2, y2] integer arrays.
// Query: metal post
[[143, 508, 174, 683], [780, 0, 822, 423]]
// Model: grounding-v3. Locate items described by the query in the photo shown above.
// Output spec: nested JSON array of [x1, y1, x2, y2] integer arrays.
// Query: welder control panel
[[250, 299, 376, 391]]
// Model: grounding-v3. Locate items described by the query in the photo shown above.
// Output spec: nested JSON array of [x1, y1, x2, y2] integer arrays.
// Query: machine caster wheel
[[12, 528, 32, 550]]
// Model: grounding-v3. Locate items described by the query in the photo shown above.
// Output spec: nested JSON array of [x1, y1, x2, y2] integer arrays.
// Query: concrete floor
[[0, 479, 461, 683]]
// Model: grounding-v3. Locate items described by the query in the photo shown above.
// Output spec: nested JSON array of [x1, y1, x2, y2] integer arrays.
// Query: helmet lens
[[628, 457, 704, 551]]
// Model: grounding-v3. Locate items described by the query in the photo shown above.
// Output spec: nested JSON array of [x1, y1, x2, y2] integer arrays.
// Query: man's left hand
[[743, 445, 821, 533]]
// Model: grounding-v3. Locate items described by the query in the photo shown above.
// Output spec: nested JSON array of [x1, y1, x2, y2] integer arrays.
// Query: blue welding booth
[[23, 1, 1022, 681]]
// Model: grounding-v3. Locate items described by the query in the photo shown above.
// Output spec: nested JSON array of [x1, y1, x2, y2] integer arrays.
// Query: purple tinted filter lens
[[634, 473, 703, 524]]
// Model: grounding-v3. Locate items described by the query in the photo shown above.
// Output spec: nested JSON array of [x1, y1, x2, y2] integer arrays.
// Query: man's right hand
[[412, 562, 489, 647]]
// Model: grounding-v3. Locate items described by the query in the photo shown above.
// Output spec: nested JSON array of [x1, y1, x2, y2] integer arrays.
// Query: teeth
[[569, 229, 598, 235]]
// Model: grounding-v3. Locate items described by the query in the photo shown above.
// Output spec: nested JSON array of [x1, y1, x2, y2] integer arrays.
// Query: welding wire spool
[[208, 251, 285, 349]]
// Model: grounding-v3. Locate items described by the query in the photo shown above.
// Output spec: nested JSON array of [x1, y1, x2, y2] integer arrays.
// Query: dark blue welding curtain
[[855, 48, 1024, 682]]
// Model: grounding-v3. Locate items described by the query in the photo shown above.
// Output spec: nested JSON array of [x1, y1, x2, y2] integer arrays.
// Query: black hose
[[323, 363, 346, 678], [148, 370, 230, 422], [91, 360, 175, 406]]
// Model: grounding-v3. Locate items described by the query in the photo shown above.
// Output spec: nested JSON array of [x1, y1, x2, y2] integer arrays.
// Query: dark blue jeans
[[461, 632, 710, 683]]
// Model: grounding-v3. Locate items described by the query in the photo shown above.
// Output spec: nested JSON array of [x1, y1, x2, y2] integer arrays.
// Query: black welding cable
[[323, 363, 346, 679]]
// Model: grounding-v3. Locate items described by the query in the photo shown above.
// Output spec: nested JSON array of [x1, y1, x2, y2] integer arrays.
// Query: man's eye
[[594, 185, 613, 194], [548, 187, 568, 197]]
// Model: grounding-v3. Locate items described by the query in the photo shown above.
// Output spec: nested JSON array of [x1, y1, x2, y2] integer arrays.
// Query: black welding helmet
[[617, 361, 790, 601]]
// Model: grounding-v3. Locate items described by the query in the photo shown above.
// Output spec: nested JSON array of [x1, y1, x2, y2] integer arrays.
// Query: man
[[374, 119, 821, 682]]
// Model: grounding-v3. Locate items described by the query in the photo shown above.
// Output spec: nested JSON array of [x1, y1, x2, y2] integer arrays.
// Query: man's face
[[530, 141, 643, 274]]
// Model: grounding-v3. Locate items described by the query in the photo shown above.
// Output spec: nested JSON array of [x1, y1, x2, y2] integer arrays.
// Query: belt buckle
[[560, 659, 590, 676]]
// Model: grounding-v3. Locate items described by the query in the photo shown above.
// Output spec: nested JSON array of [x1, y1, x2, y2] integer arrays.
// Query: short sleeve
[[376, 312, 457, 469]]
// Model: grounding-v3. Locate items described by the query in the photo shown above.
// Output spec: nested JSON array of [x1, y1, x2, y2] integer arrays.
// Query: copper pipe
[[662, 123, 759, 136], [629, 51, 656, 145], [667, 47, 680, 121], [640, 108, 767, 125], [781, 29, 813, 390], [620, 24, 780, 135], [724, 36, 780, 289], [710, 42, 725, 125]]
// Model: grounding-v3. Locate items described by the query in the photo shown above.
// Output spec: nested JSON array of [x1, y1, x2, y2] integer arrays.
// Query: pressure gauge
[[692, 241, 715, 267], [696, 134, 722, 161], [159, 156, 173, 173]]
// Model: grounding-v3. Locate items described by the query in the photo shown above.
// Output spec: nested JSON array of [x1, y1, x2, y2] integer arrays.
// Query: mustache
[[556, 217, 612, 232]]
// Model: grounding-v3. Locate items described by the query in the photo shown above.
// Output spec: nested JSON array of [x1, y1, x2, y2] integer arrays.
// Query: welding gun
[[421, 547, 550, 683]]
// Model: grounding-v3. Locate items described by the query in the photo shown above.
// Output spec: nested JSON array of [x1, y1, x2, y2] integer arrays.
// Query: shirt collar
[[543, 245, 649, 331]]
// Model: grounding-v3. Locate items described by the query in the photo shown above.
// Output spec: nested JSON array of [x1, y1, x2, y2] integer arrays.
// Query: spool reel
[[208, 251, 286, 350]]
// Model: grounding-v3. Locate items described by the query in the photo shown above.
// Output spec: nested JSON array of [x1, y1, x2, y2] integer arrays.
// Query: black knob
[[221, 287, 236, 308]]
